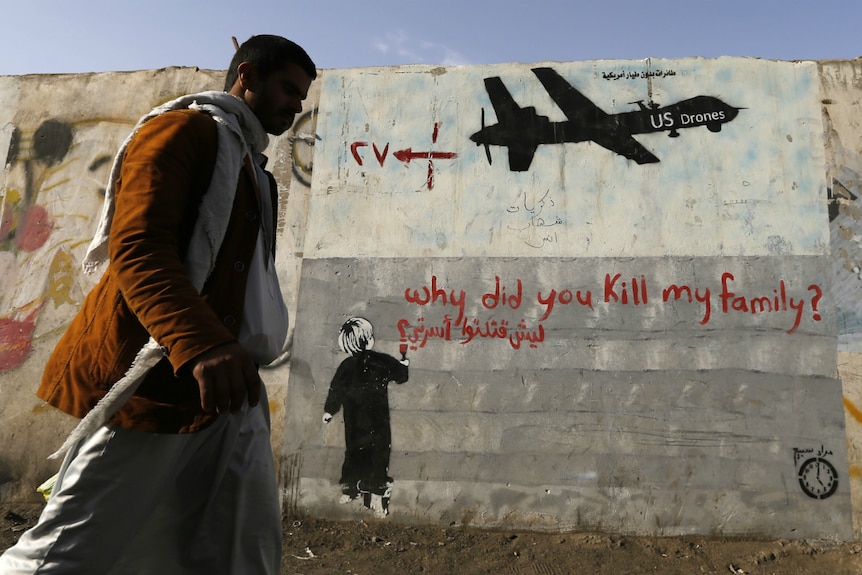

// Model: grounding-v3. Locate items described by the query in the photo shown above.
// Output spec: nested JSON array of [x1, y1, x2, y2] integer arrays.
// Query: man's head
[[225, 35, 317, 135]]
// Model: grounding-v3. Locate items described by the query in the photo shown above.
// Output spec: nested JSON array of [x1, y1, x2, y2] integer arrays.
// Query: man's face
[[245, 62, 313, 136]]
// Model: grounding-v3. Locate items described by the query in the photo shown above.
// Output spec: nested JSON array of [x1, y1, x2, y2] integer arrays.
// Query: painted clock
[[797, 457, 838, 499]]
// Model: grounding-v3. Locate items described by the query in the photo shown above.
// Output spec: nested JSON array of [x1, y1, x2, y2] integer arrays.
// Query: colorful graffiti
[[0, 119, 73, 371], [0, 113, 135, 373]]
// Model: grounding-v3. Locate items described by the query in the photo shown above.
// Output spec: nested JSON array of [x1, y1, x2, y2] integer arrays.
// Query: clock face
[[798, 457, 838, 499]]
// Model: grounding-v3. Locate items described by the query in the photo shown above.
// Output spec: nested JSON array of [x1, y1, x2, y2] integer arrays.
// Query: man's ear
[[236, 61, 259, 91]]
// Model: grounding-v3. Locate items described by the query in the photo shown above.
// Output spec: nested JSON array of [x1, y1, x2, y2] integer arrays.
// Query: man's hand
[[191, 342, 261, 414]]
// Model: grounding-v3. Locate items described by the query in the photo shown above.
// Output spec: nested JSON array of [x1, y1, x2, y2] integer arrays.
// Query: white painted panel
[[308, 58, 827, 258]]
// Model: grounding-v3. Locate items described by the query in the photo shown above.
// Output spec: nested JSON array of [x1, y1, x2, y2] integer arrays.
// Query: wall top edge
[[5, 55, 862, 79]]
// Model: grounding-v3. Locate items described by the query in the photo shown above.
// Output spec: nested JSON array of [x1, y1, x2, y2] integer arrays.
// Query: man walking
[[0, 34, 315, 574]]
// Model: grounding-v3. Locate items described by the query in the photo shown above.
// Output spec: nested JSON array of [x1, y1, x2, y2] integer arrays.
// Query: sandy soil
[[3, 502, 861, 574]]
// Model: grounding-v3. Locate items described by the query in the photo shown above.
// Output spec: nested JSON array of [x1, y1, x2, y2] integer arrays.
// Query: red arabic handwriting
[[397, 315, 546, 350]]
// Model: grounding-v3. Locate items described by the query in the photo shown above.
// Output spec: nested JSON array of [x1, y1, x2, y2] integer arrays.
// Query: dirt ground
[[3, 502, 861, 574]]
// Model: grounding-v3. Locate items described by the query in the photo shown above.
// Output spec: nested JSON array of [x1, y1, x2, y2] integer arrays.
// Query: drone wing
[[483, 76, 542, 171], [531, 67, 659, 164]]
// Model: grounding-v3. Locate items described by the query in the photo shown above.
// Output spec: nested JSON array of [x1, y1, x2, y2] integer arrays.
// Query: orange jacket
[[37, 109, 275, 433]]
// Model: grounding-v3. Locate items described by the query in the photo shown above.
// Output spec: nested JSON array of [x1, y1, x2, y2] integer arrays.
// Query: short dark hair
[[224, 35, 317, 91]]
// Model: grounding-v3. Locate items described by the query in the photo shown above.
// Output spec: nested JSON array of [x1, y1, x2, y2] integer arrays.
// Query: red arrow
[[393, 148, 457, 164]]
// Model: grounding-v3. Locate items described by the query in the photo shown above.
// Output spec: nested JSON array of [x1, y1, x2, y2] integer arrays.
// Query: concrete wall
[[1, 55, 861, 541]]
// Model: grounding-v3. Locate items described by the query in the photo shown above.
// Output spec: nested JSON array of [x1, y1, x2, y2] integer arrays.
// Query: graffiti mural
[[2, 58, 860, 540], [0, 114, 135, 373], [794, 446, 839, 499], [470, 67, 743, 170], [351, 122, 458, 190], [289, 108, 320, 188], [398, 270, 826, 353], [322, 317, 409, 518], [305, 58, 826, 260], [2, 119, 78, 371], [285, 57, 853, 539]]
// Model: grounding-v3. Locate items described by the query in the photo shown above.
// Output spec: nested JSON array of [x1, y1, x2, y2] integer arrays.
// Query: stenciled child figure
[[323, 317, 409, 517]]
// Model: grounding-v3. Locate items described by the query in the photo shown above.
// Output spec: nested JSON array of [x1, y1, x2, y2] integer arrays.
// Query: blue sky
[[3, 0, 861, 75]]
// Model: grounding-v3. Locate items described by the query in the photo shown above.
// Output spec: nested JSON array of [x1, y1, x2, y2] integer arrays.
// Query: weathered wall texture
[[821, 58, 862, 541], [1, 55, 862, 541]]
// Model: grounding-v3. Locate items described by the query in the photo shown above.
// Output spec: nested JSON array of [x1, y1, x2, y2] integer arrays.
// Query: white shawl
[[50, 91, 269, 459]]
